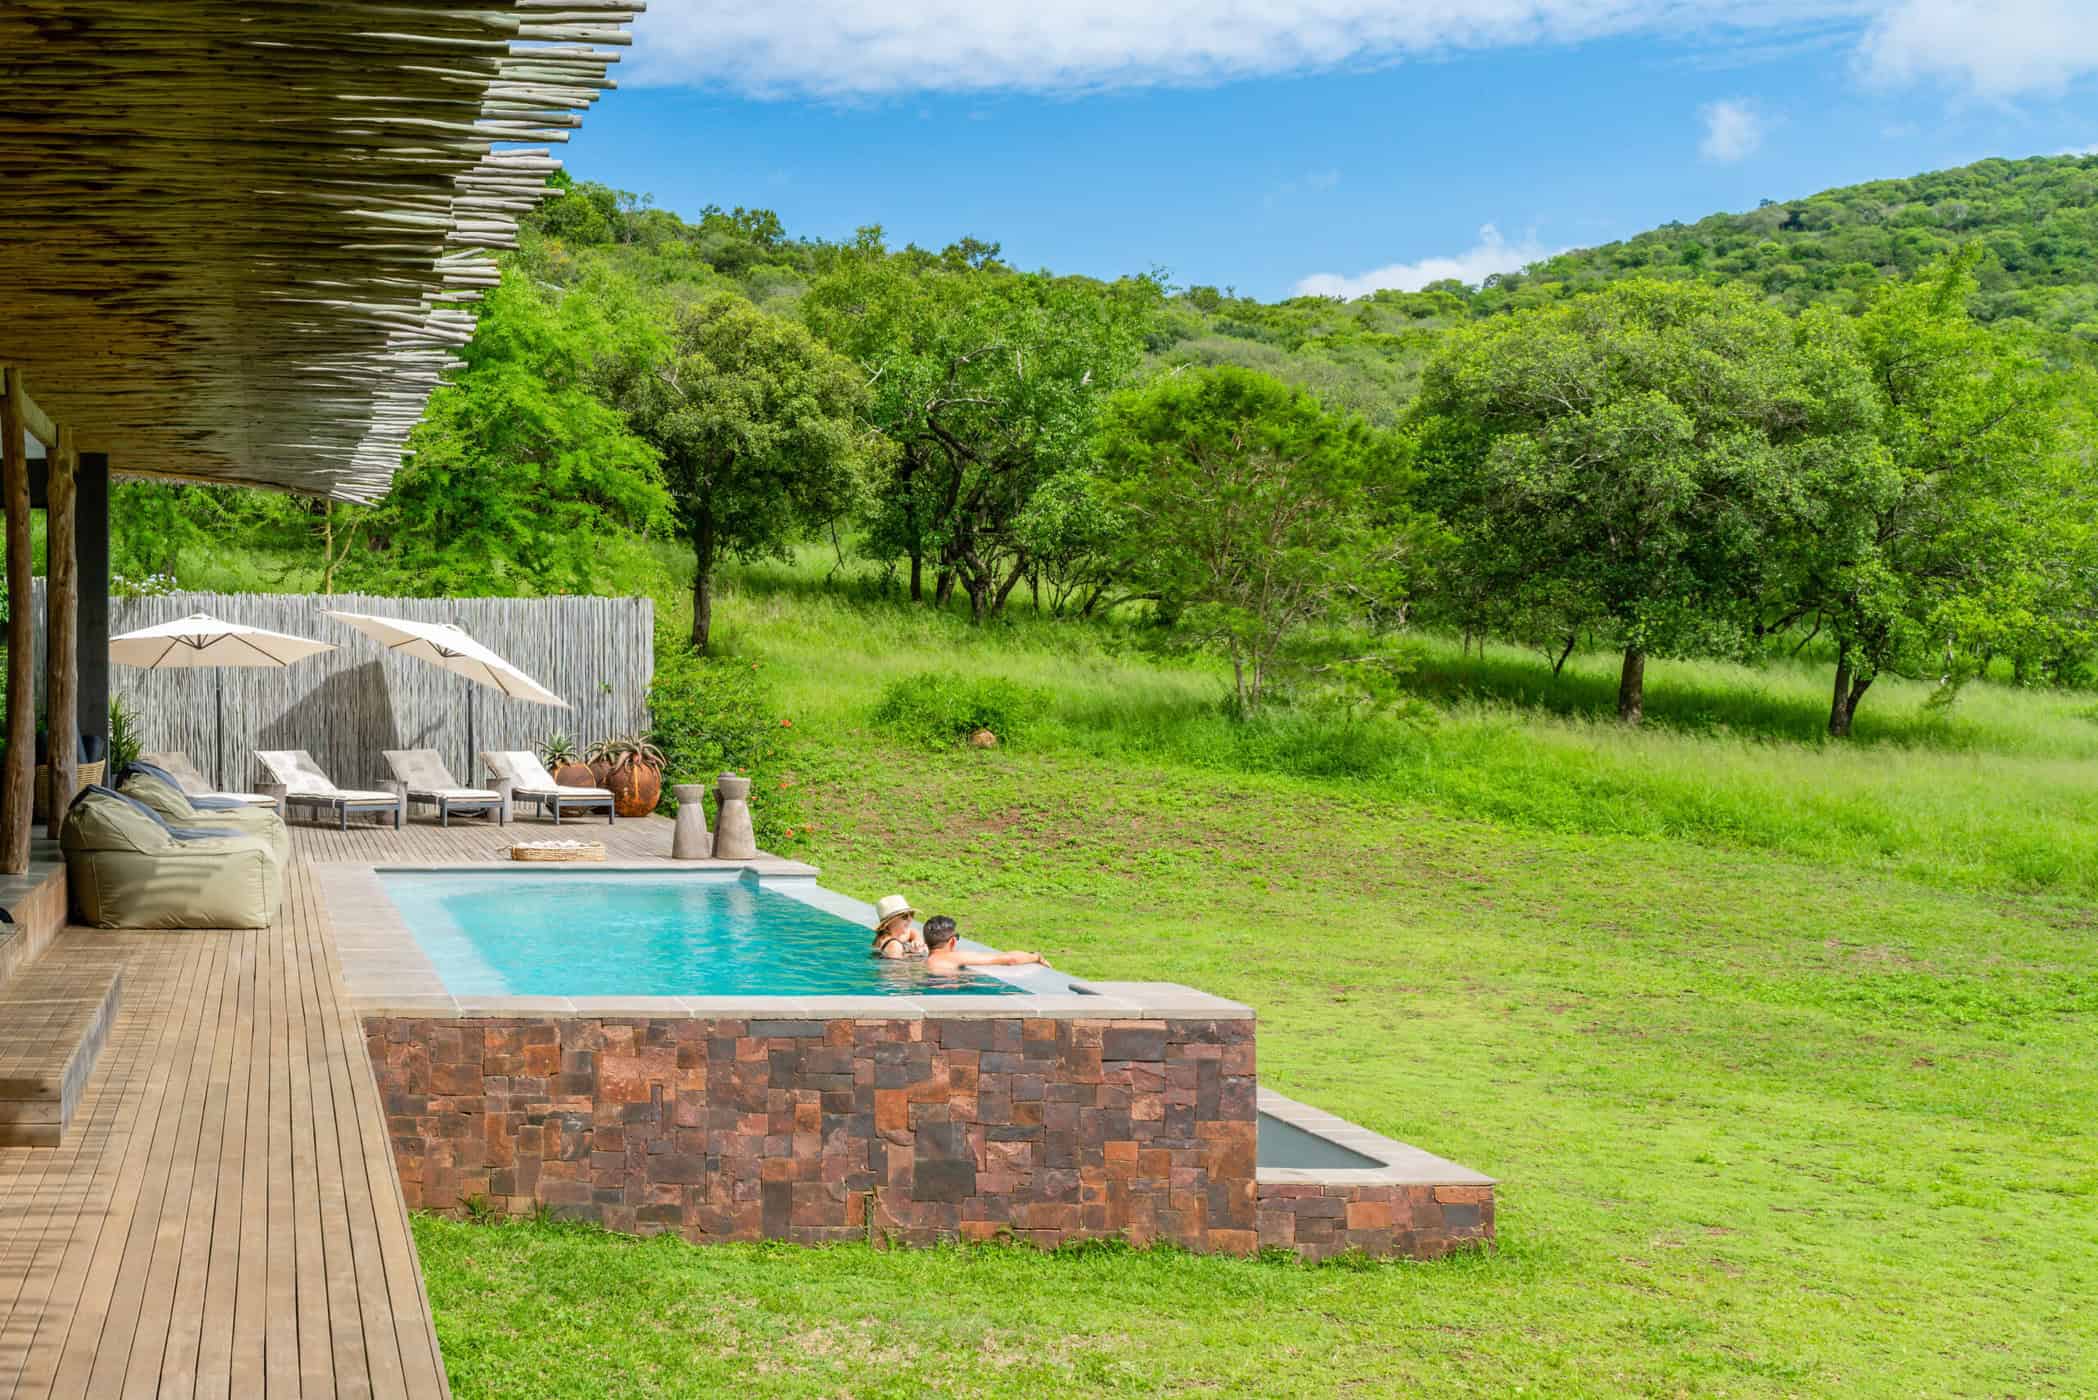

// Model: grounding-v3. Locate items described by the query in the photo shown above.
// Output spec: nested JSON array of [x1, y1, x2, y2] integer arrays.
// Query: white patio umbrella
[[321, 611, 570, 782], [108, 613, 337, 789]]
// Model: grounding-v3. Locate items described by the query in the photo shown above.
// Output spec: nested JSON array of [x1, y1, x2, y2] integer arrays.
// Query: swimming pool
[[378, 869, 1031, 998]]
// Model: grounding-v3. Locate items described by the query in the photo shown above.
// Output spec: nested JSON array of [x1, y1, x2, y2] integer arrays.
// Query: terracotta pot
[[589, 758, 616, 786], [551, 760, 598, 788], [606, 760, 662, 817]]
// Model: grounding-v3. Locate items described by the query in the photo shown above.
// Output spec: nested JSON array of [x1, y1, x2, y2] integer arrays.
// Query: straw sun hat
[[872, 894, 916, 927]]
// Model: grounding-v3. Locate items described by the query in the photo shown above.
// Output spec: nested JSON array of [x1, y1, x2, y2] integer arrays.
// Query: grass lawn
[[414, 568, 2098, 1397]]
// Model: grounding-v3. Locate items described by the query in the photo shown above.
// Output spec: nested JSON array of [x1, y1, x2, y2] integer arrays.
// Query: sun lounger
[[253, 750, 404, 830], [480, 750, 614, 826], [382, 749, 501, 826], [139, 750, 281, 809]]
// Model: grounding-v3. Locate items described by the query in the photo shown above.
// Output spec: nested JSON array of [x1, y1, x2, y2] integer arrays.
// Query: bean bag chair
[[118, 764, 291, 867], [61, 786, 284, 929]]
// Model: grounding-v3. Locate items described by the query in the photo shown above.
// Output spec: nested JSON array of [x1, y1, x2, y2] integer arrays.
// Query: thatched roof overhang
[[0, 0, 642, 500]]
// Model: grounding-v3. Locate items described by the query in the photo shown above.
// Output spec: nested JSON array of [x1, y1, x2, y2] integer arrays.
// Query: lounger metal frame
[[282, 792, 403, 831], [403, 789, 502, 827], [509, 787, 614, 826]]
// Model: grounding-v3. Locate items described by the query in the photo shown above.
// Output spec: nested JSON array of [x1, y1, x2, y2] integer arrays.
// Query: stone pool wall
[[363, 1011, 1266, 1251], [1255, 1182, 1494, 1262]]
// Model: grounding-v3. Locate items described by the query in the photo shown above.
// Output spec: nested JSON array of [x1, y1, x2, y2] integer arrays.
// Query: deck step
[[0, 952, 123, 1147]]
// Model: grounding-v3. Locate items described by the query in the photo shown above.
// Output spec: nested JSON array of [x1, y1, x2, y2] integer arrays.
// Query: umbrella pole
[[215, 668, 224, 791], [466, 682, 475, 787]]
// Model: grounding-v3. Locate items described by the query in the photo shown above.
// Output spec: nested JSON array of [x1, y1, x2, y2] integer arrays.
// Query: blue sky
[[562, 2, 2098, 301]]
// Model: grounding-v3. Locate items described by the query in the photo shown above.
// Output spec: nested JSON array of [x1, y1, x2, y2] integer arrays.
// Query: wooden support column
[[1, 370, 34, 874], [46, 428, 78, 839]]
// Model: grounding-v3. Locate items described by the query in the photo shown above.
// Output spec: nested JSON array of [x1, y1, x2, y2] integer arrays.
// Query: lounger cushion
[[382, 749, 499, 803], [61, 788, 284, 929], [255, 749, 340, 794], [139, 751, 216, 797], [480, 750, 609, 797]]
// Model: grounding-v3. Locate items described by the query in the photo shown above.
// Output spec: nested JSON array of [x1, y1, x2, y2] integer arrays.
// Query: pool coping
[[317, 861, 1253, 1022], [1256, 1088, 1494, 1188]]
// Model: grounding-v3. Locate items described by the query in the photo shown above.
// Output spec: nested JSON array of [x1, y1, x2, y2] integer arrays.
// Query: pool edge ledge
[[348, 982, 1254, 1022]]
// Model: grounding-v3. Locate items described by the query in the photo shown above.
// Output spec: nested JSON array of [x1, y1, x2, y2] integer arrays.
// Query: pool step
[[0, 949, 123, 1148]]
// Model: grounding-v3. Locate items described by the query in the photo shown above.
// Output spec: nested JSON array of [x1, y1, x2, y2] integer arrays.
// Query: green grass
[[413, 555, 2098, 1397]]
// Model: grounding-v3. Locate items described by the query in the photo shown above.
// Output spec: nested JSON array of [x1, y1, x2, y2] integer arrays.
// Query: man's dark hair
[[923, 915, 959, 950]]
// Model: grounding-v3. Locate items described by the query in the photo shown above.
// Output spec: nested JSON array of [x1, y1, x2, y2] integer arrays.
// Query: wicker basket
[[33, 758, 106, 822], [508, 841, 606, 863]]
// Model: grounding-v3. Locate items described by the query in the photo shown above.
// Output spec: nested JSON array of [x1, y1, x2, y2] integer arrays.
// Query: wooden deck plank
[[193, 927, 258, 1400], [282, 867, 338, 1400]]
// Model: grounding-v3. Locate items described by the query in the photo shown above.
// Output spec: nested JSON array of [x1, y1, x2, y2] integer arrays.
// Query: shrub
[[647, 641, 803, 846], [869, 672, 1048, 749]]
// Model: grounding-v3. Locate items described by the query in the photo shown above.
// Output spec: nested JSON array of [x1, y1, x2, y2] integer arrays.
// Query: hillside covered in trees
[[109, 152, 2098, 740]]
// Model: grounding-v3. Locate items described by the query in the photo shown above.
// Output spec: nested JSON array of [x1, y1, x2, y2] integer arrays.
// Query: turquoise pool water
[[380, 871, 1030, 998]]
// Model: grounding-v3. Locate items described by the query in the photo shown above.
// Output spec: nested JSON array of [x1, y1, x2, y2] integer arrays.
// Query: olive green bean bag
[[62, 787, 285, 929]]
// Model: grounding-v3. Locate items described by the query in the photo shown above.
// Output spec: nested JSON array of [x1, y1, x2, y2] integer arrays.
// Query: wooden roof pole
[[47, 427, 79, 841], [1, 368, 34, 874]]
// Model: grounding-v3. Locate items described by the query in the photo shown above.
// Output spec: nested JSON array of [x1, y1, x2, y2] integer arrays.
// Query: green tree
[[354, 268, 669, 597], [621, 295, 875, 651], [1096, 367, 1416, 712], [1411, 280, 1885, 723], [1803, 253, 2096, 735], [803, 232, 1152, 621]]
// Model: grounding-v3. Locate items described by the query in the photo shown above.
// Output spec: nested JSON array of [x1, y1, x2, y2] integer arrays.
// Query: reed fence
[[29, 586, 653, 792]]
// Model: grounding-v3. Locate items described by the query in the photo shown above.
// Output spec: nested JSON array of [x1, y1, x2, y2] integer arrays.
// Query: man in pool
[[870, 894, 926, 960], [923, 915, 1047, 973]]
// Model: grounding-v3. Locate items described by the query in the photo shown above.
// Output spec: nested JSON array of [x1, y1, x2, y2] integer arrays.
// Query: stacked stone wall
[[365, 1013, 1261, 1251]]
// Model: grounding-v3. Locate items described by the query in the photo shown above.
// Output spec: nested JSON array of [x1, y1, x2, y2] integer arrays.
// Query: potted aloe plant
[[584, 735, 620, 787], [537, 731, 597, 789], [597, 734, 666, 817]]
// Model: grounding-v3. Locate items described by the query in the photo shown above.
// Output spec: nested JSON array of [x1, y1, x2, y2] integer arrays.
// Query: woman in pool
[[869, 893, 926, 960]]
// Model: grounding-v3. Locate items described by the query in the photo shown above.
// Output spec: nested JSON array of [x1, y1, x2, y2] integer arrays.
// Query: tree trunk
[[908, 551, 923, 603], [1616, 646, 1645, 725], [1552, 633, 1578, 677], [689, 509, 716, 652], [989, 557, 1029, 618], [934, 569, 955, 608], [1827, 649, 1873, 738]]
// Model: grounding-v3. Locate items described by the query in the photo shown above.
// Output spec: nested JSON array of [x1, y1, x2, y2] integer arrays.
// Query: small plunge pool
[[379, 869, 1034, 999]]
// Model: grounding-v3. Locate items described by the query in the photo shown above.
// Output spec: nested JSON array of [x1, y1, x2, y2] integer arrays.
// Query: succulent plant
[[594, 733, 665, 770], [536, 730, 581, 766]]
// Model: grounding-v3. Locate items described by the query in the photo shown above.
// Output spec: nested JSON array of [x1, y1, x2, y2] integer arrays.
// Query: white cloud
[[2065, 143, 2098, 155], [1699, 98, 1764, 161], [1857, 0, 2098, 99], [624, 1, 1879, 96], [1294, 224, 1550, 301], [621, 1, 2098, 102]]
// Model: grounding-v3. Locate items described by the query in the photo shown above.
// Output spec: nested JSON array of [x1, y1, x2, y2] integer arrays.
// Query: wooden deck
[[0, 815, 679, 1398]]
